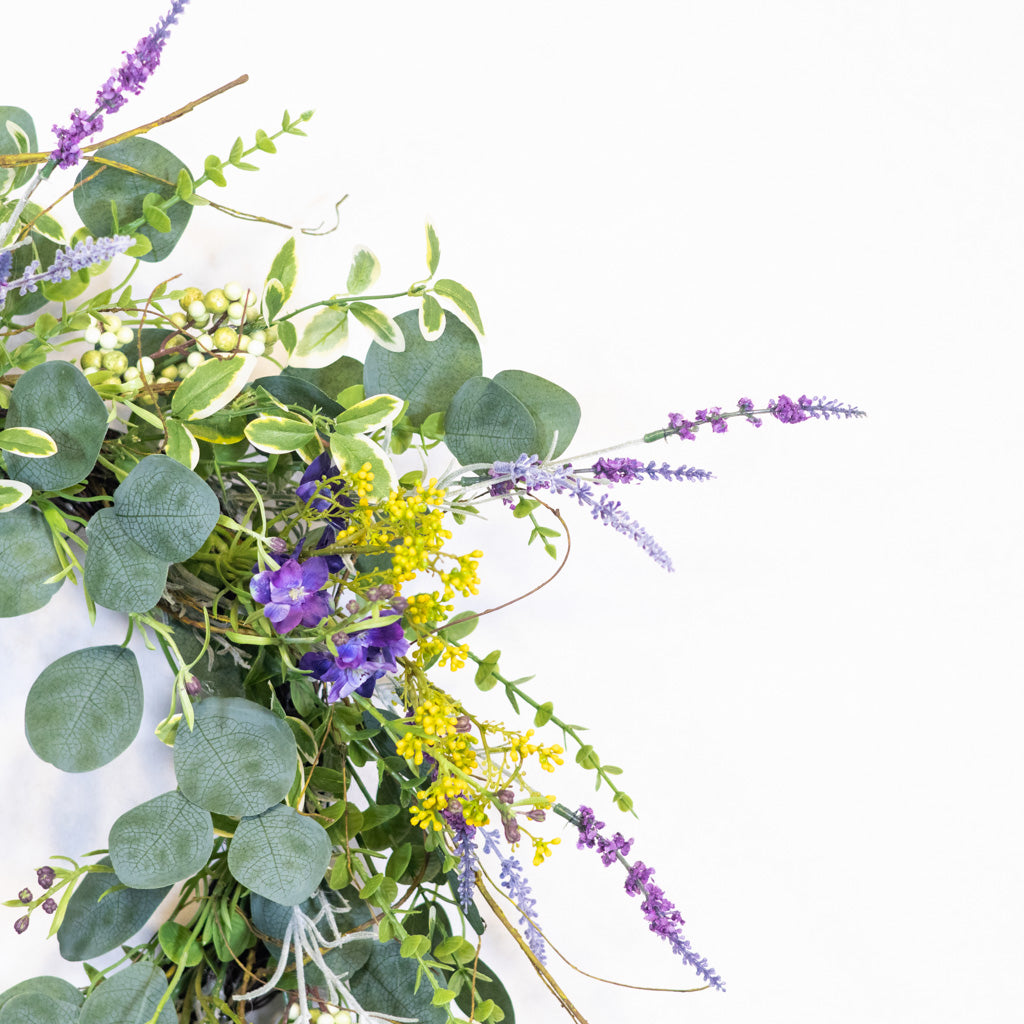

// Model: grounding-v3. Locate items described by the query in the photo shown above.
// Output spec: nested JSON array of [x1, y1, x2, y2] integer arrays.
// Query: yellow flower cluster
[[492, 727, 565, 774]]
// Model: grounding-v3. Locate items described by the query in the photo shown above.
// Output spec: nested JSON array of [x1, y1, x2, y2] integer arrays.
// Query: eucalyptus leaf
[[84, 507, 169, 614], [24, 645, 143, 773], [0, 978, 82, 1014], [3, 362, 108, 490], [78, 963, 176, 1024], [228, 804, 331, 905], [492, 369, 581, 459], [173, 697, 297, 817], [348, 942, 448, 1024], [0, 504, 63, 616], [73, 138, 192, 262], [363, 310, 481, 427], [444, 376, 539, 466], [109, 790, 214, 888], [57, 858, 170, 962], [0, 991, 78, 1024], [113, 455, 220, 562]]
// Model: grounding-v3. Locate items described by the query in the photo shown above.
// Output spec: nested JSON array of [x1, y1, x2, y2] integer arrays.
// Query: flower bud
[[496, 789, 515, 804], [502, 817, 521, 844], [526, 809, 547, 822], [454, 715, 472, 734], [36, 866, 55, 889], [17, 887, 31, 904], [185, 675, 201, 696], [267, 537, 288, 555], [13, 916, 29, 934], [42, 898, 57, 914]]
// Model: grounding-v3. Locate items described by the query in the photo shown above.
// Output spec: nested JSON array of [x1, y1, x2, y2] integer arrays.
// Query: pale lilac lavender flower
[[591, 457, 713, 485], [0, 235, 134, 307], [50, 0, 190, 168], [480, 827, 546, 962], [442, 804, 479, 912], [0, 249, 12, 285], [567, 804, 725, 991]]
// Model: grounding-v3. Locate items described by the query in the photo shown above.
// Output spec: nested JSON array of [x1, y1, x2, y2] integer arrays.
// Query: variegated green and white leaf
[[289, 307, 349, 368], [164, 418, 200, 470], [0, 426, 56, 458], [433, 278, 484, 335], [333, 394, 404, 436], [0, 480, 32, 513], [329, 432, 398, 500], [419, 293, 445, 341], [244, 414, 317, 454], [171, 355, 255, 421], [349, 302, 404, 352], [346, 245, 381, 294], [425, 221, 441, 277]]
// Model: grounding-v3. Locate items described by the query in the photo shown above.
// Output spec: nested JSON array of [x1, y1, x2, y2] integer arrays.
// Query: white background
[[2, 2, 1022, 1021]]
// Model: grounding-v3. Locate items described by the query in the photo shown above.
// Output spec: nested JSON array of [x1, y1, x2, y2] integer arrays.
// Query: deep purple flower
[[298, 615, 409, 701], [41, 898, 57, 915], [36, 866, 55, 890], [17, 888, 31, 904], [13, 916, 28, 935], [250, 556, 331, 634], [569, 805, 725, 991], [50, 0, 190, 167], [769, 393, 810, 424]]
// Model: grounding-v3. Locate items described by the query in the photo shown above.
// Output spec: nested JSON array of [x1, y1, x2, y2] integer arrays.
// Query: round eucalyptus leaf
[[84, 507, 169, 614], [3, 362, 108, 491], [0, 504, 64, 617], [78, 963, 176, 1024], [173, 698, 297, 817], [109, 790, 214, 889], [25, 645, 143, 773], [492, 368, 581, 459], [57, 858, 170, 962], [0, 992, 78, 1024], [228, 804, 330, 906], [348, 942, 449, 1024], [444, 376, 540, 466], [112, 454, 220, 561], [0, 978, 82, 1013], [73, 138, 192, 263], [363, 310, 481, 426]]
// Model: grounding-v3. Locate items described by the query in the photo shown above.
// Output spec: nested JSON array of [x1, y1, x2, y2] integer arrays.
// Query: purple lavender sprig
[[0, 235, 134, 307], [488, 454, 676, 572], [479, 826, 547, 962], [558, 804, 725, 991], [590, 457, 713, 485], [50, 0, 190, 168]]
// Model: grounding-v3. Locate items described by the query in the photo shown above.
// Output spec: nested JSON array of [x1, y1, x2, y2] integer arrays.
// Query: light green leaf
[[228, 803, 331, 906], [0, 481, 32, 513], [492, 369, 581, 459], [363, 310, 481, 427], [290, 308, 349, 368], [164, 418, 199, 470], [78, 963, 176, 1024], [255, 128, 277, 154], [333, 394, 404, 436], [244, 415, 316, 454], [0, 505, 63, 616], [3, 362, 107, 490], [347, 246, 380, 294], [0, 426, 57, 458], [157, 921, 203, 967], [204, 154, 227, 187], [349, 302, 404, 352], [264, 278, 285, 322], [329, 433, 398, 499], [171, 354, 254, 420], [444, 376, 539, 466], [109, 790, 213, 889], [419, 294, 445, 341], [425, 222, 441, 276], [267, 237, 297, 303], [141, 192, 171, 233], [113, 455, 220, 561], [174, 697, 297, 817], [277, 319, 298, 356], [433, 278, 483, 334], [84, 507, 169, 614], [25, 645, 143, 773]]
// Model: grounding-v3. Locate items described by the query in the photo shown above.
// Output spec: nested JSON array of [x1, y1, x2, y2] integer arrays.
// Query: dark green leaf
[[455, 957, 516, 1024], [348, 942, 448, 1024], [251, 373, 343, 418], [25, 645, 143, 773]]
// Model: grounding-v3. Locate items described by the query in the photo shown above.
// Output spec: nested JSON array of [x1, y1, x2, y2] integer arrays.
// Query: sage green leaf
[[363, 310, 481, 427], [113, 455, 220, 561], [228, 804, 330, 905], [455, 957, 517, 1023], [349, 302, 403, 352], [171, 354, 254, 420], [78, 963, 176, 1024], [267, 237, 297, 304], [0, 107, 37, 191], [492, 369, 581, 459], [109, 790, 214, 888], [252, 372, 344, 418], [0, 991, 78, 1024], [425, 222, 440, 276], [419, 293, 445, 341], [0, 504, 62, 615], [333, 394, 404, 436], [348, 942, 448, 1024], [25, 645, 143, 773], [444, 377, 539, 466], [0, 978, 82, 1014], [84, 507, 169, 614], [433, 278, 483, 334], [291, 308, 349, 368], [329, 433, 398, 499], [57, 858, 170, 961], [73, 138, 192, 262], [244, 415, 316, 454], [0, 427, 57, 458], [3, 362, 108, 490], [174, 697, 297, 817], [346, 246, 380, 294]]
